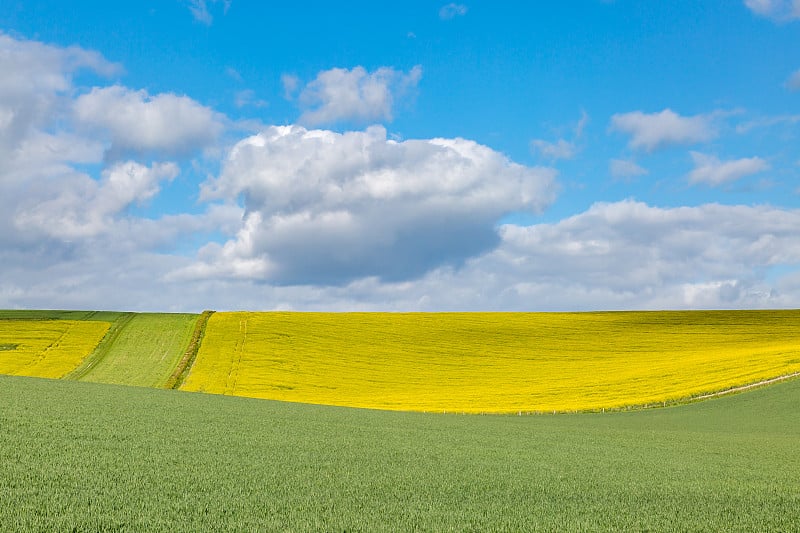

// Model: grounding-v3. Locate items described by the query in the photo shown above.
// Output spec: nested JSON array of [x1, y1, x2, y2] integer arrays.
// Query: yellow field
[[180, 310, 800, 413], [0, 320, 110, 379]]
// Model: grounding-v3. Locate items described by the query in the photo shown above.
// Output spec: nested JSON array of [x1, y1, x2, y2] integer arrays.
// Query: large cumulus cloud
[[179, 125, 558, 284]]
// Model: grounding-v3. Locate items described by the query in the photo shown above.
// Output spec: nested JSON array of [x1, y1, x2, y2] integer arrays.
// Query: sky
[[1, 0, 799, 312]]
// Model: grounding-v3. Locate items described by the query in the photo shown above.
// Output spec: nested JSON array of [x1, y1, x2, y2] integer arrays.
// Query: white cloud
[[531, 138, 576, 160], [234, 89, 268, 109], [575, 110, 590, 137], [687, 152, 770, 186], [744, 0, 800, 21], [296, 65, 422, 126], [16, 161, 179, 239], [786, 69, 800, 91], [8, 200, 800, 313], [610, 109, 718, 151], [281, 73, 300, 99], [735, 113, 800, 133], [609, 158, 648, 179], [187, 0, 231, 25], [531, 112, 588, 160], [0, 32, 239, 307], [73, 85, 226, 157], [0, 32, 119, 157], [439, 3, 468, 19], [182, 125, 558, 284]]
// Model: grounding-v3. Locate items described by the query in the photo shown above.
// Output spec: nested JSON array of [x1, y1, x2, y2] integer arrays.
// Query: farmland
[[0, 313, 110, 379], [181, 310, 800, 412], [1, 308, 799, 530], [1, 372, 799, 531], [70, 313, 199, 388]]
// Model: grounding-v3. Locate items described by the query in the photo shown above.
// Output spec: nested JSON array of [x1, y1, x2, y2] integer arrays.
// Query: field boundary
[[692, 372, 800, 401], [64, 313, 135, 381], [165, 310, 214, 390], [547, 372, 800, 416]]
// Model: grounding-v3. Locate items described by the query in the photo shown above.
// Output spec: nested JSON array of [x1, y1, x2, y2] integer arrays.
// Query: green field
[[1, 373, 798, 531], [68, 313, 199, 388]]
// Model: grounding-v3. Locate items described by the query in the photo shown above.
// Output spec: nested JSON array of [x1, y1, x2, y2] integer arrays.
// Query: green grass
[[68, 313, 199, 388], [1, 374, 798, 531], [0, 310, 124, 321]]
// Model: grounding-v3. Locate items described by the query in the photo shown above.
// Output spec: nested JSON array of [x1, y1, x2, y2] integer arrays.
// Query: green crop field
[[1, 373, 798, 531], [68, 313, 200, 388]]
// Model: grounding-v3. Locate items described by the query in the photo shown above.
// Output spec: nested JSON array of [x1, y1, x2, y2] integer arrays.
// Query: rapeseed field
[[181, 310, 800, 412], [0, 319, 110, 379]]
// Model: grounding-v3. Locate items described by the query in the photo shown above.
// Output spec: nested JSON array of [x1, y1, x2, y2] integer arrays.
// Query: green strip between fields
[[64, 313, 136, 381], [165, 310, 214, 390]]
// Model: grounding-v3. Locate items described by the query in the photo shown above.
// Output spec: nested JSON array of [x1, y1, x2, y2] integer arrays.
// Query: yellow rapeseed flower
[[181, 311, 800, 413], [0, 320, 110, 379]]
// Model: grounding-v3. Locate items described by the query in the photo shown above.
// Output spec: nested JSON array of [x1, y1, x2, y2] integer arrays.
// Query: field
[[0, 312, 111, 379], [69, 313, 200, 388], [181, 310, 800, 412], [1, 373, 798, 531]]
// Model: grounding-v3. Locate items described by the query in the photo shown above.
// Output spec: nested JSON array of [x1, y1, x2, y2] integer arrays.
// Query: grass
[[181, 310, 800, 413], [0, 310, 124, 322], [0, 318, 110, 379], [1, 373, 798, 531], [69, 313, 200, 388]]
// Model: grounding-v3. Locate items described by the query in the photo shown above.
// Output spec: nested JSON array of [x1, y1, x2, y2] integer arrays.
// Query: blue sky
[[1, 1, 799, 311]]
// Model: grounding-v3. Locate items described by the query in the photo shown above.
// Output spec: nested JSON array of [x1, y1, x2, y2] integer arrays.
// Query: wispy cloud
[[687, 152, 770, 186], [234, 89, 267, 109], [743, 0, 800, 22], [531, 139, 576, 160], [186, 0, 231, 25], [609, 158, 648, 180], [531, 111, 589, 161], [294, 65, 422, 126], [786, 69, 800, 91], [610, 109, 718, 151], [439, 3, 468, 20]]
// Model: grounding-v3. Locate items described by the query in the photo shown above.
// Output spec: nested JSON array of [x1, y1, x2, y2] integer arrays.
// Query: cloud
[[295, 65, 422, 126], [531, 138, 576, 160], [786, 69, 800, 91], [744, 0, 800, 21], [73, 85, 226, 158], [186, 0, 231, 25], [609, 159, 648, 180], [610, 109, 718, 151], [16, 161, 179, 239], [0, 32, 241, 310], [182, 125, 558, 285], [7, 200, 800, 313], [531, 111, 589, 160], [687, 152, 770, 186], [234, 89, 268, 109], [735, 113, 800, 133], [281, 73, 300, 100], [0, 32, 120, 157], [451, 200, 800, 311], [575, 110, 590, 137], [439, 3, 468, 20]]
